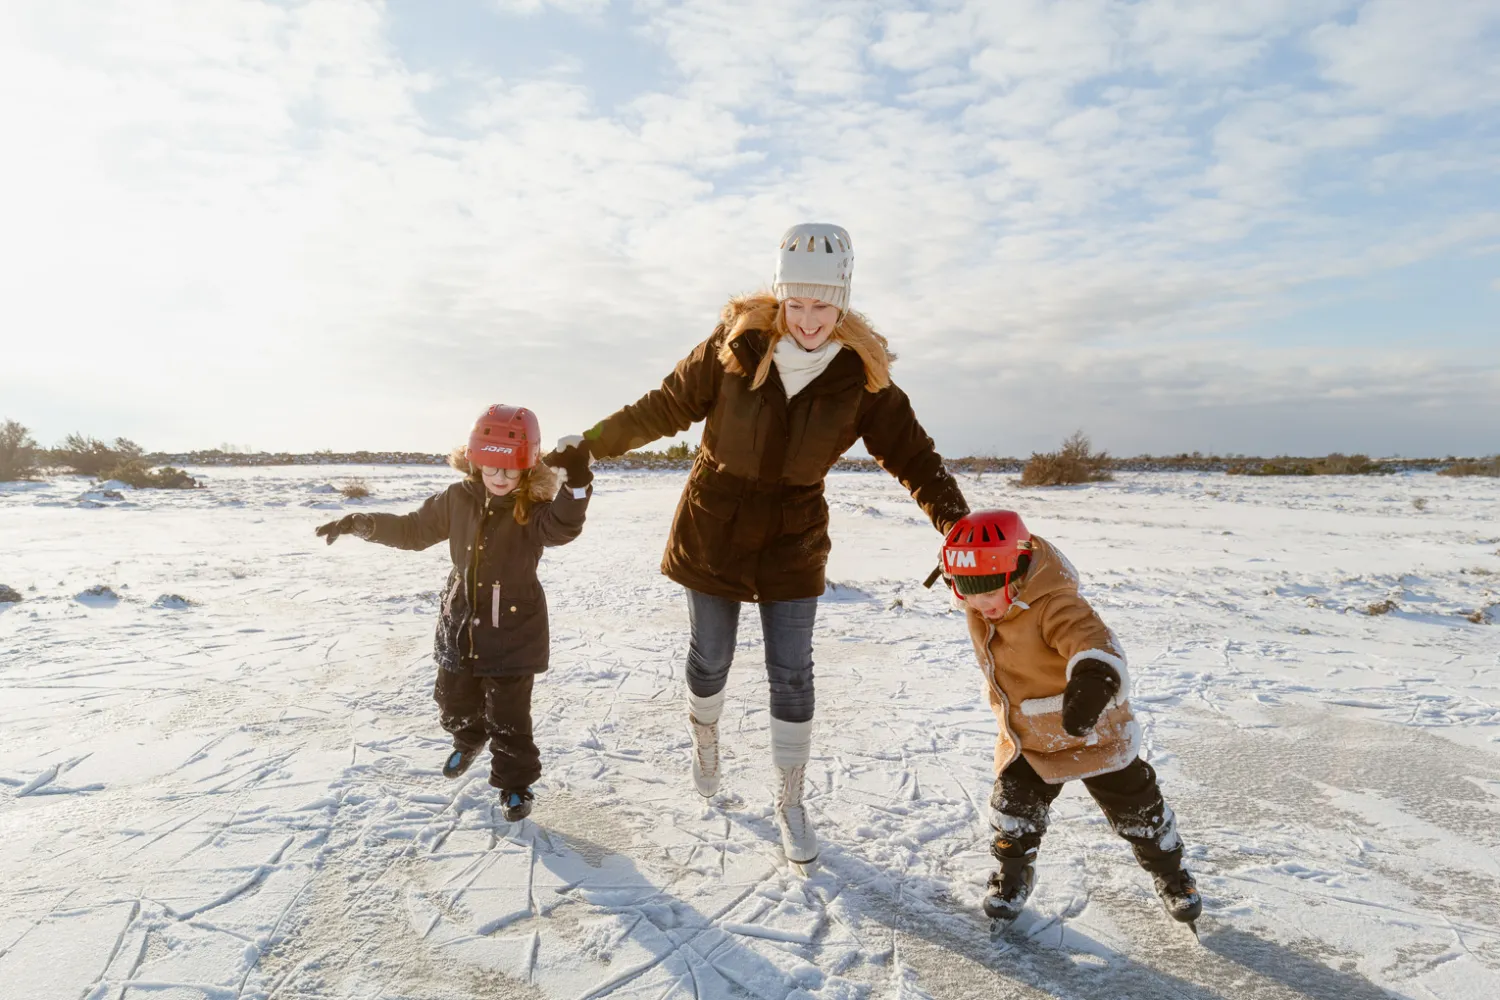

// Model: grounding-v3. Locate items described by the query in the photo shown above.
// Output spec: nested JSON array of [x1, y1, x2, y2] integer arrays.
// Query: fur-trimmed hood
[[717, 293, 893, 393]]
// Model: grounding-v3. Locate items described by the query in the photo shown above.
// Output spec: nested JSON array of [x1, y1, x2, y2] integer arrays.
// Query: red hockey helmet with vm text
[[467, 405, 541, 470], [941, 510, 1033, 597]]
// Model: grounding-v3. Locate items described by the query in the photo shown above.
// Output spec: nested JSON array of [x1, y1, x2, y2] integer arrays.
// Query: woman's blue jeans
[[684, 588, 818, 723]]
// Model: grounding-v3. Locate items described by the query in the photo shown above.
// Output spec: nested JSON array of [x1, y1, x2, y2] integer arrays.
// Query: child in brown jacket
[[937, 509, 1202, 928]]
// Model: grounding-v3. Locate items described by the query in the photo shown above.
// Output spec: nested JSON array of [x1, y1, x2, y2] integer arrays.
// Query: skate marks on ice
[[3, 466, 1499, 998]]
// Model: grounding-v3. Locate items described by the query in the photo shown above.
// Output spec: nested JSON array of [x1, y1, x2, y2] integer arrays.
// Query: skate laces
[[691, 718, 719, 775], [776, 765, 810, 833]]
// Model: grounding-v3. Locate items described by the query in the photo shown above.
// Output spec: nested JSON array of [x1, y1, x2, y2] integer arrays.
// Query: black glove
[[314, 513, 374, 545], [1061, 658, 1121, 736], [544, 435, 593, 488]]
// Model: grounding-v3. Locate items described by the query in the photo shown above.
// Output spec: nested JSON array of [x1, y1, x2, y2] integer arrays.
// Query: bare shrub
[[1018, 431, 1114, 487], [1411, 497, 1428, 511], [1466, 609, 1492, 625], [1364, 599, 1398, 616], [341, 479, 372, 499], [55, 434, 143, 476], [1438, 457, 1500, 478], [0, 419, 40, 481], [102, 458, 200, 489]]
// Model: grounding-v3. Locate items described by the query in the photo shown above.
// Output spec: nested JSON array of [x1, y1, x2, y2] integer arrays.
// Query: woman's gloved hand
[[545, 434, 594, 487], [1061, 658, 1122, 736], [315, 513, 375, 545]]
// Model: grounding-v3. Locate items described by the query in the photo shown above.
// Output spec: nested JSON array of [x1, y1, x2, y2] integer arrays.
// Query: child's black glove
[[315, 513, 375, 545], [544, 435, 594, 488], [1061, 658, 1121, 736]]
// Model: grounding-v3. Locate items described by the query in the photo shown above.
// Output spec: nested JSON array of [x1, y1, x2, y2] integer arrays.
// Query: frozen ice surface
[[1, 465, 1498, 998]]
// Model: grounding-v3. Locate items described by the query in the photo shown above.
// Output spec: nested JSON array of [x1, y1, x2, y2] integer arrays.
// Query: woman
[[548, 223, 969, 866]]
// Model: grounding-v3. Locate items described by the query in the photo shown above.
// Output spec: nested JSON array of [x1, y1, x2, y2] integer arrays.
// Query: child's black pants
[[991, 755, 1184, 875], [433, 669, 541, 790]]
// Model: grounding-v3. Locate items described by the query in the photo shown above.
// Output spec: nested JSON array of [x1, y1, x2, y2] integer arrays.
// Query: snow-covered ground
[[2, 465, 1498, 1000]]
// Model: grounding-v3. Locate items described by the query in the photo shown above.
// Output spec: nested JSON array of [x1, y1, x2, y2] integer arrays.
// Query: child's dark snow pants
[[991, 755, 1185, 875], [434, 670, 541, 790]]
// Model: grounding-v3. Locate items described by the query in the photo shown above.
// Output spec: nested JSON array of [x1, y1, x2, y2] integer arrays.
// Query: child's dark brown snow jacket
[[582, 295, 969, 603], [363, 466, 588, 676]]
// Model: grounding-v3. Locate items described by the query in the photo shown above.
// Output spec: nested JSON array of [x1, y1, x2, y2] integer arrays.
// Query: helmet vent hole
[[482, 428, 491, 435], [508, 431, 516, 438], [823, 237, 833, 252]]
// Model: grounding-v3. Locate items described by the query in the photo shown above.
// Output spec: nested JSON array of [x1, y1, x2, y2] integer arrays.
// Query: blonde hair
[[716, 293, 892, 393], [449, 446, 558, 525]]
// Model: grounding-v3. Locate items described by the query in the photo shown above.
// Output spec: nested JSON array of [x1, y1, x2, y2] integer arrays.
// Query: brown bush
[[1018, 432, 1114, 487], [0, 419, 40, 481], [102, 459, 200, 489], [55, 434, 144, 476], [1438, 457, 1500, 478], [1364, 598, 1398, 616], [341, 479, 372, 499]]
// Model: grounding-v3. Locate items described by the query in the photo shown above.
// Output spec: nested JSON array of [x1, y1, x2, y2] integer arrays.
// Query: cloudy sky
[[2, 0, 1497, 458]]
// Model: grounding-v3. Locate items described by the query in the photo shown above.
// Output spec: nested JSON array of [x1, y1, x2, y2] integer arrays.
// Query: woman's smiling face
[[782, 297, 840, 351]]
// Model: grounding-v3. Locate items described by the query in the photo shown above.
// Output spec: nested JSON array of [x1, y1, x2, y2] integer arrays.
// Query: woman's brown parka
[[584, 296, 969, 602]]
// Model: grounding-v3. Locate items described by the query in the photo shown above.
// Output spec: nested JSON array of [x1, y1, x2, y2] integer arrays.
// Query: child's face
[[962, 587, 1011, 621], [480, 465, 522, 497]]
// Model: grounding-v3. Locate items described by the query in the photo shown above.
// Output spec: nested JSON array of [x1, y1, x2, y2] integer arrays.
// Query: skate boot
[[774, 763, 819, 866], [1152, 867, 1202, 924], [769, 718, 818, 868], [690, 716, 721, 796], [442, 745, 481, 779], [500, 787, 534, 822], [983, 847, 1037, 922], [688, 689, 724, 797]]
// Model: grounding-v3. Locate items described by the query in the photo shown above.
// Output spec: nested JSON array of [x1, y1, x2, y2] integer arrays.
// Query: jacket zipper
[[979, 622, 1019, 768], [468, 495, 489, 662]]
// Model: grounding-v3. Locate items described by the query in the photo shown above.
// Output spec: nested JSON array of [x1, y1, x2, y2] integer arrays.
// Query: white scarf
[[773, 337, 842, 398]]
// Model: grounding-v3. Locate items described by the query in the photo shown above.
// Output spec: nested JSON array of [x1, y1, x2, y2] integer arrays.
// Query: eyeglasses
[[480, 466, 523, 481]]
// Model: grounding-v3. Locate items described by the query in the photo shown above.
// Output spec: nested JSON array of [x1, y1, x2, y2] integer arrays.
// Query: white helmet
[[774, 223, 853, 314]]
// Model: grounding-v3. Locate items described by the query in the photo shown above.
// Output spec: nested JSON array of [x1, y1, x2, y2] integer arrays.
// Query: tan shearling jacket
[[964, 535, 1140, 783]]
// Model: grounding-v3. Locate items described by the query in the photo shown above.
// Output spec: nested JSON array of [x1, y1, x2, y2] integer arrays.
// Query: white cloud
[[1, 0, 1496, 456]]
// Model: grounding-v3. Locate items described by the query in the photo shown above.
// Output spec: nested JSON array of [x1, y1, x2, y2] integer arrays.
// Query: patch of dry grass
[[1364, 598, 1399, 616], [1229, 453, 1382, 476], [341, 479, 372, 499], [1437, 457, 1500, 478]]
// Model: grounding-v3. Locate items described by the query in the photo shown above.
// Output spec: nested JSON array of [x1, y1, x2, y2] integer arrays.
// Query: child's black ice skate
[[442, 746, 480, 779], [1152, 867, 1203, 932], [982, 858, 1036, 924], [500, 787, 534, 822]]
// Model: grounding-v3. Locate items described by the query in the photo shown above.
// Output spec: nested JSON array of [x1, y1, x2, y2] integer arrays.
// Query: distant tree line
[[2, 418, 1495, 485]]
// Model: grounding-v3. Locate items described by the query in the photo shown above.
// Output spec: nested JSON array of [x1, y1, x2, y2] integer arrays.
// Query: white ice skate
[[774, 762, 820, 870], [769, 718, 819, 870], [690, 715, 720, 797], [687, 688, 725, 798]]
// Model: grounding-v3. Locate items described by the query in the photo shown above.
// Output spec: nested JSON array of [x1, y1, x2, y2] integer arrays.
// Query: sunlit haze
[[2, 0, 1497, 456]]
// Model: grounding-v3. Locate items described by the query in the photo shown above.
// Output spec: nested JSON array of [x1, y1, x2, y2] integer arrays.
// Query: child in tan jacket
[[937, 509, 1202, 928]]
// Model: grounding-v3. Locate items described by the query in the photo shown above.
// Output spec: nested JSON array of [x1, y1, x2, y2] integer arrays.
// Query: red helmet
[[941, 509, 1033, 598], [466, 404, 541, 470]]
